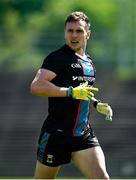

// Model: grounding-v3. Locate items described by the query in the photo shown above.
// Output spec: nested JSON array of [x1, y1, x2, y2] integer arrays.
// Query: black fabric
[[37, 131, 100, 167], [40, 44, 96, 136]]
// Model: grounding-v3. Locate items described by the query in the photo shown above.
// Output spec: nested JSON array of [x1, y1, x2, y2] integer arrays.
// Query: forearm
[[31, 80, 68, 97]]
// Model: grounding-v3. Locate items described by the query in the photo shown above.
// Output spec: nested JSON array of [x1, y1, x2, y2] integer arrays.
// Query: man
[[31, 11, 112, 179]]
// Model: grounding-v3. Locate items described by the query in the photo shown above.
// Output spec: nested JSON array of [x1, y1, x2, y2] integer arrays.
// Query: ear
[[86, 30, 91, 40]]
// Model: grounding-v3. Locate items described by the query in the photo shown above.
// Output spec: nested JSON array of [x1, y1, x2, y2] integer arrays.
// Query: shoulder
[[86, 53, 96, 73], [41, 45, 72, 72], [46, 44, 72, 60]]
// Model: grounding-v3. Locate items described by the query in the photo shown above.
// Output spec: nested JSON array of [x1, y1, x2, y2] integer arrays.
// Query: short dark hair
[[65, 11, 90, 30]]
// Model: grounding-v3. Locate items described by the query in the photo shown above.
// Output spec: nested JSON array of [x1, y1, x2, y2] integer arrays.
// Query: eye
[[76, 29, 83, 33], [67, 29, 73, 33]]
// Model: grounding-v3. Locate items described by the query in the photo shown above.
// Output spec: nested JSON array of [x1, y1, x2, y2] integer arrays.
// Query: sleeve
[[41, 52, 62, 75]]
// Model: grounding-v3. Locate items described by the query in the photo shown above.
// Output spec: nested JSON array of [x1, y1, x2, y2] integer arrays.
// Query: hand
[[68, 82, 99, 101], [96, 102, 113, 121]]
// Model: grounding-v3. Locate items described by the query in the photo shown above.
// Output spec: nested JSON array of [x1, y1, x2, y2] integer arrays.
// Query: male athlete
[[31, 11, 112, 179]]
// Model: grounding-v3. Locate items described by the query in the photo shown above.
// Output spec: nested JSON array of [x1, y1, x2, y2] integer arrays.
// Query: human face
[[65, 20, 90, 55]]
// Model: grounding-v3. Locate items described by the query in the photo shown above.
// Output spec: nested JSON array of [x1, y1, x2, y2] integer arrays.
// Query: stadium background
[[0, 0, 136, 178]]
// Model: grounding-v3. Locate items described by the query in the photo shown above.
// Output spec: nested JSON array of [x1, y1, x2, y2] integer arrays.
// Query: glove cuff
[[93, 100, 101, 108], [68, 86, 73, 97]]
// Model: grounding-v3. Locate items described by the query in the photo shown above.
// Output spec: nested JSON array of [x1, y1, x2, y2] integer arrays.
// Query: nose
[[72, 31, 78, 38]]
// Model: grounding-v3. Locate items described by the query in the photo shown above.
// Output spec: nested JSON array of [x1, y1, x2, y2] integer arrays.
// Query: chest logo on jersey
[[72, 76, 95, 82], [71, 63, 82, 68]]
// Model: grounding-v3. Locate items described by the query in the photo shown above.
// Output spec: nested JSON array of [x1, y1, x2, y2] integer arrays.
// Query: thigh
[[37, 132, 71, 167], [34, 160, 60, 179], [36, 132, 72, 179], [72, 146, 109, 179]]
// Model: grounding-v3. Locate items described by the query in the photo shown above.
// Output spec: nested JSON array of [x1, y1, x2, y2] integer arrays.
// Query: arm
[[30, 68, 68, 97], [30, 69, 98, 99]]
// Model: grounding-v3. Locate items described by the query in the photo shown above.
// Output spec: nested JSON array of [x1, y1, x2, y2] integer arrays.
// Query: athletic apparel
[[37, 130, 99, 167], [41, 44, 96, 136]]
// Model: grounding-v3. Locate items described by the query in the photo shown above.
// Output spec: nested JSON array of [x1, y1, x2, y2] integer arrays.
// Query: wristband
[[93, 100, 101, 108], [68, 86, 73, 97]]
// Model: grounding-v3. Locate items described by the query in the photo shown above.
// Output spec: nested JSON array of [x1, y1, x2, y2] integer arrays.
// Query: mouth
[[71, 41, 79, 45]]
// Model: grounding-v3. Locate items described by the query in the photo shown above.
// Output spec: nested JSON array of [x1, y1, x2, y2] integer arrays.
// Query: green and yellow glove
[[96, 102, 113, 122], [68, 82, 99, 101]]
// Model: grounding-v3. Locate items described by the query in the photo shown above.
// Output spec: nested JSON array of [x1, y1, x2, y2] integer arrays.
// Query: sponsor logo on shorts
[[46, 154, 53, 163]]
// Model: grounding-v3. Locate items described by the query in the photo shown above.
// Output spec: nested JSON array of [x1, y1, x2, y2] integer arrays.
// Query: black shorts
[[37, 131, 100, 167]]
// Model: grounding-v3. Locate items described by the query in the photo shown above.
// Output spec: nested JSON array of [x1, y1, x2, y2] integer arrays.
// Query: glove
[[96, 102, 113, 121], [68, 82, 99, 101]]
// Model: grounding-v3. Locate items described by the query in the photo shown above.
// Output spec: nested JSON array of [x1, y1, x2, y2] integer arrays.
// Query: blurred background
[[0, 0, 136, 178]]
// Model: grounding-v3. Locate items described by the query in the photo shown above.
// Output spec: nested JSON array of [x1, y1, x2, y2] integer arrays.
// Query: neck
[[76, 48, 85, 56]]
